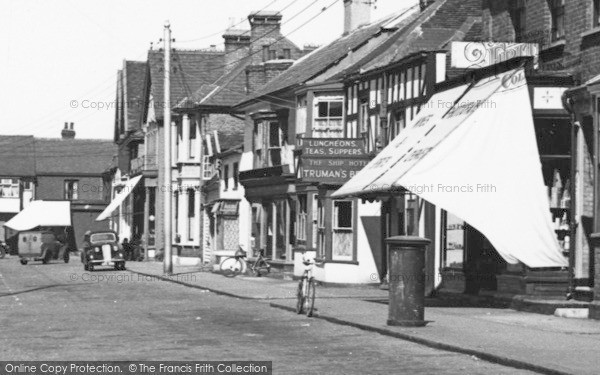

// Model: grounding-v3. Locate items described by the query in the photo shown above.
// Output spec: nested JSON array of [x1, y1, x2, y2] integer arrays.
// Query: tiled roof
[[0, 136, 36, 177], [178, 56, 252, 109], [206, 114, 245, 152], [34, 138, 117, 175], [238, 8, 419, 105], [147, 49, 226, 120], [354, 0, 482, 74], [124, 61, 147, 131]]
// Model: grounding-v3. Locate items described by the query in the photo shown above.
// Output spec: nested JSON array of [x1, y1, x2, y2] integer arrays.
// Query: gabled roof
[[34, 138, 117, 175], [237, 7, 421, 106], [177, 56, 252, 110], [145, 49, 226, 121], [124, 61, 147, 131], [0, 136, 36, 177], [353, 0, 482, 75]]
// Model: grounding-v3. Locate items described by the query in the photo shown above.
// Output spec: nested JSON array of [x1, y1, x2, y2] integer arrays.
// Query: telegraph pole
[[163, 21, 173, 275]]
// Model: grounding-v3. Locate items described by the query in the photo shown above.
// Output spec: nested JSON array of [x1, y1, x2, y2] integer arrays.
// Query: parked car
[[18, 231, 69, 265], [81, 231, 125, 271]]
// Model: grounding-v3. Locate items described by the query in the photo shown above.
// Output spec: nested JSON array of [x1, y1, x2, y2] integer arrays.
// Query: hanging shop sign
[[297, 138, 370, 184]]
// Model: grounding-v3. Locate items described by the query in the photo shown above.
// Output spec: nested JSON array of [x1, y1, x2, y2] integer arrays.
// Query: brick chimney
[[223, 28, 251, 74], [343, 0, 371, 35], [245, 60, 293, 94], [248, 10, 282, 64], [61, 122, 75, 139]]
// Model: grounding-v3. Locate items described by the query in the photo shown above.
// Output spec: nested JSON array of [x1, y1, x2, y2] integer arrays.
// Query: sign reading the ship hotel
[[298, 138, 370, 183]]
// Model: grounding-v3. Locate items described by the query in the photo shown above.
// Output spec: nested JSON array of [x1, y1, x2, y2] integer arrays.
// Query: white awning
[[4, 200, 71, 231], [333, 68, 567, 268], [96, 175, 142, 221]]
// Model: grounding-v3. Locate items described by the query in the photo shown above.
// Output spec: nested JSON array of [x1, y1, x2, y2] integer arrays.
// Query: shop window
[[442, 210, 465, 269], [275, 201, 287, 260], [317, 198, 326, 259], [233, 162, 239, 190], [313, 98, 344, 138], [223, 164, 229, 190], [251, 205, 261, 251], [550, 0, 565, 41], [64, 180, 78, 200], [296, 194, 307, 242], [510, 0, 526, 42], [332, 200, 354, 261], [405, 194, 419, 236], [0, 178, 19, 198]]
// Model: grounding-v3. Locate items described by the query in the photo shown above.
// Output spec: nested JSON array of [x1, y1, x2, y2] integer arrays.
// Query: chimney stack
[[248, 10, 282, 64], [61, 122, 76, 139], [343, 0, 372, 36], [223, 28, 251, 74]]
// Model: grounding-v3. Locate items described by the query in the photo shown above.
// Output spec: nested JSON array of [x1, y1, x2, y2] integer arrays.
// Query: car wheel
[[84, 263, 88, 271], [64, 252, 70, 263], [88, 263, 94, 272], [20, 259, 28, 265]]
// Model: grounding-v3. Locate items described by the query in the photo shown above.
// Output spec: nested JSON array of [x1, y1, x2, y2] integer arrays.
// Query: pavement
[[127, 261, 600, 375]]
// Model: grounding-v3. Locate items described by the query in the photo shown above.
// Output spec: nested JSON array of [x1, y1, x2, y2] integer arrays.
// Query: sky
[[0, 0, 418, 139]]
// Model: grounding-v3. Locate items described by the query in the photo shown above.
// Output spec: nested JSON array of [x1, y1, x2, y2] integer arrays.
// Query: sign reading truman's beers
[[298, 138, 370, 183]]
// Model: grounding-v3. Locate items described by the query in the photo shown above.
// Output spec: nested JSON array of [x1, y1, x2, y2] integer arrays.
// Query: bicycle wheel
[[306, 278, 316, 317], [220, 257, 243, 277], [296, 278, 306, 314]]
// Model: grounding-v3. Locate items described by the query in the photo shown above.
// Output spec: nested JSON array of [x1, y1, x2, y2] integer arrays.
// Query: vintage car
[[18, 230, 69, 265], [81, 231, 125, 271]]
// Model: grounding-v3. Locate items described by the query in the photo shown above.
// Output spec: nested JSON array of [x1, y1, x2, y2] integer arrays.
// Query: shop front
[[293, 137, 379, 284], [334, 58, 572, 300], [239, 165, 296, 278]]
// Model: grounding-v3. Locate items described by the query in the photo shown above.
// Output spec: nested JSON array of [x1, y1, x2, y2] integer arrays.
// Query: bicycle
[[219, 247, 271, 277], [296, 256, 320, 317]]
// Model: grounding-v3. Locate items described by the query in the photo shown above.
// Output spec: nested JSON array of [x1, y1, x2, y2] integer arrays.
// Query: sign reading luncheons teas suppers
[[297, 138, 370, 183]]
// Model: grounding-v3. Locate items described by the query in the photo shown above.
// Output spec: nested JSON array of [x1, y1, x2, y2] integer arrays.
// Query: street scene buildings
[[3, 0, 600, 373]]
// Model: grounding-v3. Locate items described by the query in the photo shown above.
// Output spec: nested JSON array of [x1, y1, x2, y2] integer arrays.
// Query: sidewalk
[[127, 262, 600, 375]]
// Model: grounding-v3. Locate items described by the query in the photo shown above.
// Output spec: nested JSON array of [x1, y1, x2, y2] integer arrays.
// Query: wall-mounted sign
[[297, 138, 370, 184], [533, 87, 568, 110], [300, 158, 369, 183], [451, 42, 539, 69], [297, 138, 366, 158]]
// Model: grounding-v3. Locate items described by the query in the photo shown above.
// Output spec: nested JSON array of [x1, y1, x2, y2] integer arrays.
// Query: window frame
[[64, 180, 79, 200]]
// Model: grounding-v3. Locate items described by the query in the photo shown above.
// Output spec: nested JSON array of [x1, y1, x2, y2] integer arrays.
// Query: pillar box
[[385, 235, 431, 327], [589, 233, 600, 320]]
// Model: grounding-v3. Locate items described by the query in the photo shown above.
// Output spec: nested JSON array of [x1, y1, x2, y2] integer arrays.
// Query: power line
[[175, 0, 282, 43], [173, 0, 311, 64]]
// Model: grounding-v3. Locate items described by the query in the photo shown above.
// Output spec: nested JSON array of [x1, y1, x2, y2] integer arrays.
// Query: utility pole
[[163, 21, 173, 275]]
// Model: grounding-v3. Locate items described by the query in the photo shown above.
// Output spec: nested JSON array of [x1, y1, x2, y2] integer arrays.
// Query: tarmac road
[[0, 258, 535, 374]]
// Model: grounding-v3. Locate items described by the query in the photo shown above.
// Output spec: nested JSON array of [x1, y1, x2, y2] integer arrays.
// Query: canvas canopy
[[96, 175, 142, 221], [4, 200, 71, 231], [333, 68, 567, 268]]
